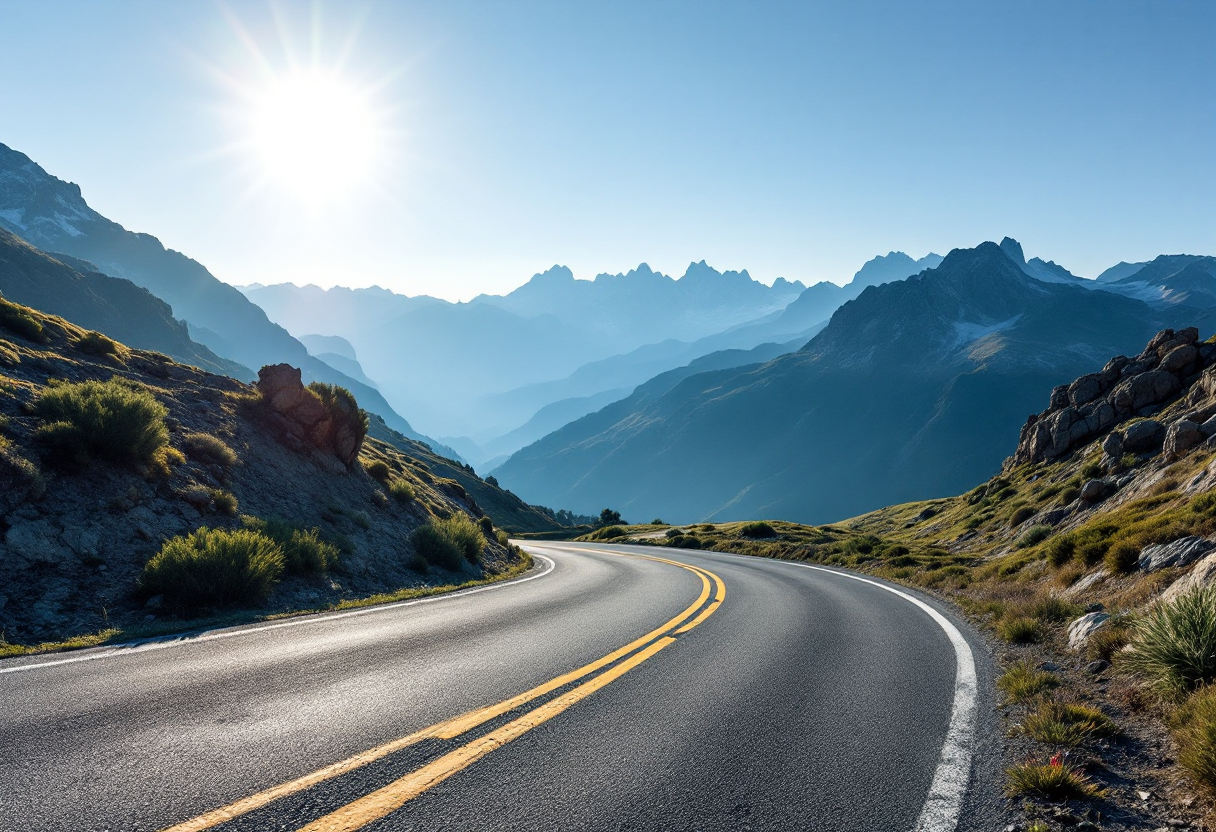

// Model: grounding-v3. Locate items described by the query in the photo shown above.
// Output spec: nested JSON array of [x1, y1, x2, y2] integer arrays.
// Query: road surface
[[0, 541, 1006, 831]]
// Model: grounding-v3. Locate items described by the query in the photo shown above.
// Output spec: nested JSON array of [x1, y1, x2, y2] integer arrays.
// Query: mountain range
[[491, 240, 1216, 524], [242, 252, 939, 466]]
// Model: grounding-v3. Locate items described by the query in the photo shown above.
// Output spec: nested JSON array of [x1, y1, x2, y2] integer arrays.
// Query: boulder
[[1049, 385, 1071, 410], [257, 364, 305, 413], [1062, 568, 1109, 597], [1201, 414, 1216, 438], [1111, 371, 1182, 415], [1080, 479, 1109, 503], [1160, 344, 1199, 375], [1165, 420, 1206, 460], [1101, 431, 1124, 458], [1163, 551, 1216, 602], [1139, 536, 1216, 572], [1068, 612, 1110, 651], [1123, 419, 1165, 452], [1069, 374, 1103, 407]]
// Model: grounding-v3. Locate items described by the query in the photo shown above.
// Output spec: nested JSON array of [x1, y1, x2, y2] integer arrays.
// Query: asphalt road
[[0, 542, 1007, 832]]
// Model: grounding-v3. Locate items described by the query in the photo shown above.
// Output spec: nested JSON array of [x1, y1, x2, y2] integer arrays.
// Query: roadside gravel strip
[[0, 541, 1003, 831]]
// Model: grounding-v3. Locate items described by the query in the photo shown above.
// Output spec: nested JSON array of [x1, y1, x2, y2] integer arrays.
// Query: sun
[[247, 69, 383, 202]]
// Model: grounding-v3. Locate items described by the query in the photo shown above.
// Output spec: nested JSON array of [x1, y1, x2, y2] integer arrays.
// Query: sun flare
[[246, 69, 384, 202]]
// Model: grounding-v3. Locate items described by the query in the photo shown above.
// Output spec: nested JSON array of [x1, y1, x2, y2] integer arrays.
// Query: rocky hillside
[[495, 239, 1208, 524], [0, 226, 246, 378], [0, 297, 531, 649]]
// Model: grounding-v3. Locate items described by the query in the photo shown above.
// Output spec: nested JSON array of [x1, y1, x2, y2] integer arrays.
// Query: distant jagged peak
[[529, 264, 576, 284], [848, 250, 943, 290], [999, 237, 1028, 266]]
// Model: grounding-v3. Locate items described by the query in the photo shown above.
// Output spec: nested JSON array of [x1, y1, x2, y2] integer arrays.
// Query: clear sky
[[1, 1, 1213, 300]]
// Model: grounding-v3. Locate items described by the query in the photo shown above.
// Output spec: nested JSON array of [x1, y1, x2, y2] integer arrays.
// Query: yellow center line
[[158, 552, 721, 832], [297, 637, 679, 832]]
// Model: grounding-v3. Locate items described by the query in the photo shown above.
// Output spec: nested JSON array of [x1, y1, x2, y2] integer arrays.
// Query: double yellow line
[[160, 552, 726, 832]]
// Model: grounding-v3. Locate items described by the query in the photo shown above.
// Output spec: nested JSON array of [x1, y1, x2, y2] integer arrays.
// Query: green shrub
[[599, 508, 623, 527], [1028, 595, 1081, 624], [1022, 700, 1117, 746], [183, 433, 238, 468], [1105, 540, 1140, 574], [351, 510, 371, 530], [479, 516, 494, 537], [740, 521, 776, 539], [1121, 452, 1139, 469], [242, 516, 339, 573], [0, 297, 47, 342], [1045, 535, 1074, 569], [1174, 684, 1216, 795], [73, 331, 118, 356], [141, 527, 284, 610], [33, 378, 168, 467], [650, 518, 665, 525], [997, 660, 1059, 703], [594, 525, 627, 540], [363, 459, 391, 483], [308, 381, 370, 434], [389, 479, 415, 503], [410, 514, 485, 571], [1088, 619, 1132, 662], [673, 536, 703, 549], [1005, 760, 1102, 799], [1081, 460, 1105, 480], [211, 489, 238, 515], [1059, 487, 1080, 505], [1125, 586, 1216, 697], [1009, 506, 1037, 527], [1016, 524, 1053, 549], [665, 528, 683, 539], [496, 530, 509, 547], [997, 616, 1041, 644]]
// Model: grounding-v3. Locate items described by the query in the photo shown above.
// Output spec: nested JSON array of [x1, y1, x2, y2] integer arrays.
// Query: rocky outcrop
[[256, 364, 367, 469], [1163, 552, 1216, 603], [1008, 328, 1214, 468], [1068, 611, 1110, 651], [1138, 536, 1216, 572]]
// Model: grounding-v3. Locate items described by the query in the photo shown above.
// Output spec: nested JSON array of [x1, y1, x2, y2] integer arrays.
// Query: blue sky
[[1, 0, 1212, 300]]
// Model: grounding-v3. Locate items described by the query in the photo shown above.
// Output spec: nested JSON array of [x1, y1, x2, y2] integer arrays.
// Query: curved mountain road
[[0, 541, 1006, 831]]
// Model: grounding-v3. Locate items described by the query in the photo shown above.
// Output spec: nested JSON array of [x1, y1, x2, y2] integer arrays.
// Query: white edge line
[[0, 554, 556, 675], [542, 543, 976, 832]]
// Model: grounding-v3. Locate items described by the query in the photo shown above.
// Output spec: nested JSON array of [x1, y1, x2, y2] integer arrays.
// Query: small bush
[[485, 475, 499, 488], [183, 433, 238, 468], [33, 378, 168, 467], [1059, 487, 1080, 505], [1016, 524, 1053, 549], [650, 518, 665, 525], [665, 528, 683, 539], [1088, 620, 1132, 663], [1105, 540, 1140, 574], [1006, 759, 1102, 799], [740, 521, 777, 539], [479, 516, 494, 537], [141, 527, 284, 610], [73, 331, 118, 356], [1009, 507, 1037, 528], [410, 514, 485, 571], [1022, 700, 1117, 746], [1028, 595, 1081, 624], [594, 525, 627, 540], [998, 617, 1041, 644], [364, 459, 391, 483], [673, 536, 703, 549], [997, 660, 1059, 703], [1174, 685, 1216, 795], [496, 530, 509, 546], [246, 517, 339, 574], [0, 297, 47, 342], [1121, 452, 1139, 469], [1081, 460, 1105, 480], [308, 382, 370, 435], [211, 489, 238, 515], [389, 479, 415, 503], [351, 510, 371, 530], [1046, 535, 1076, 567], [1125, 586, 1216, 697]]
